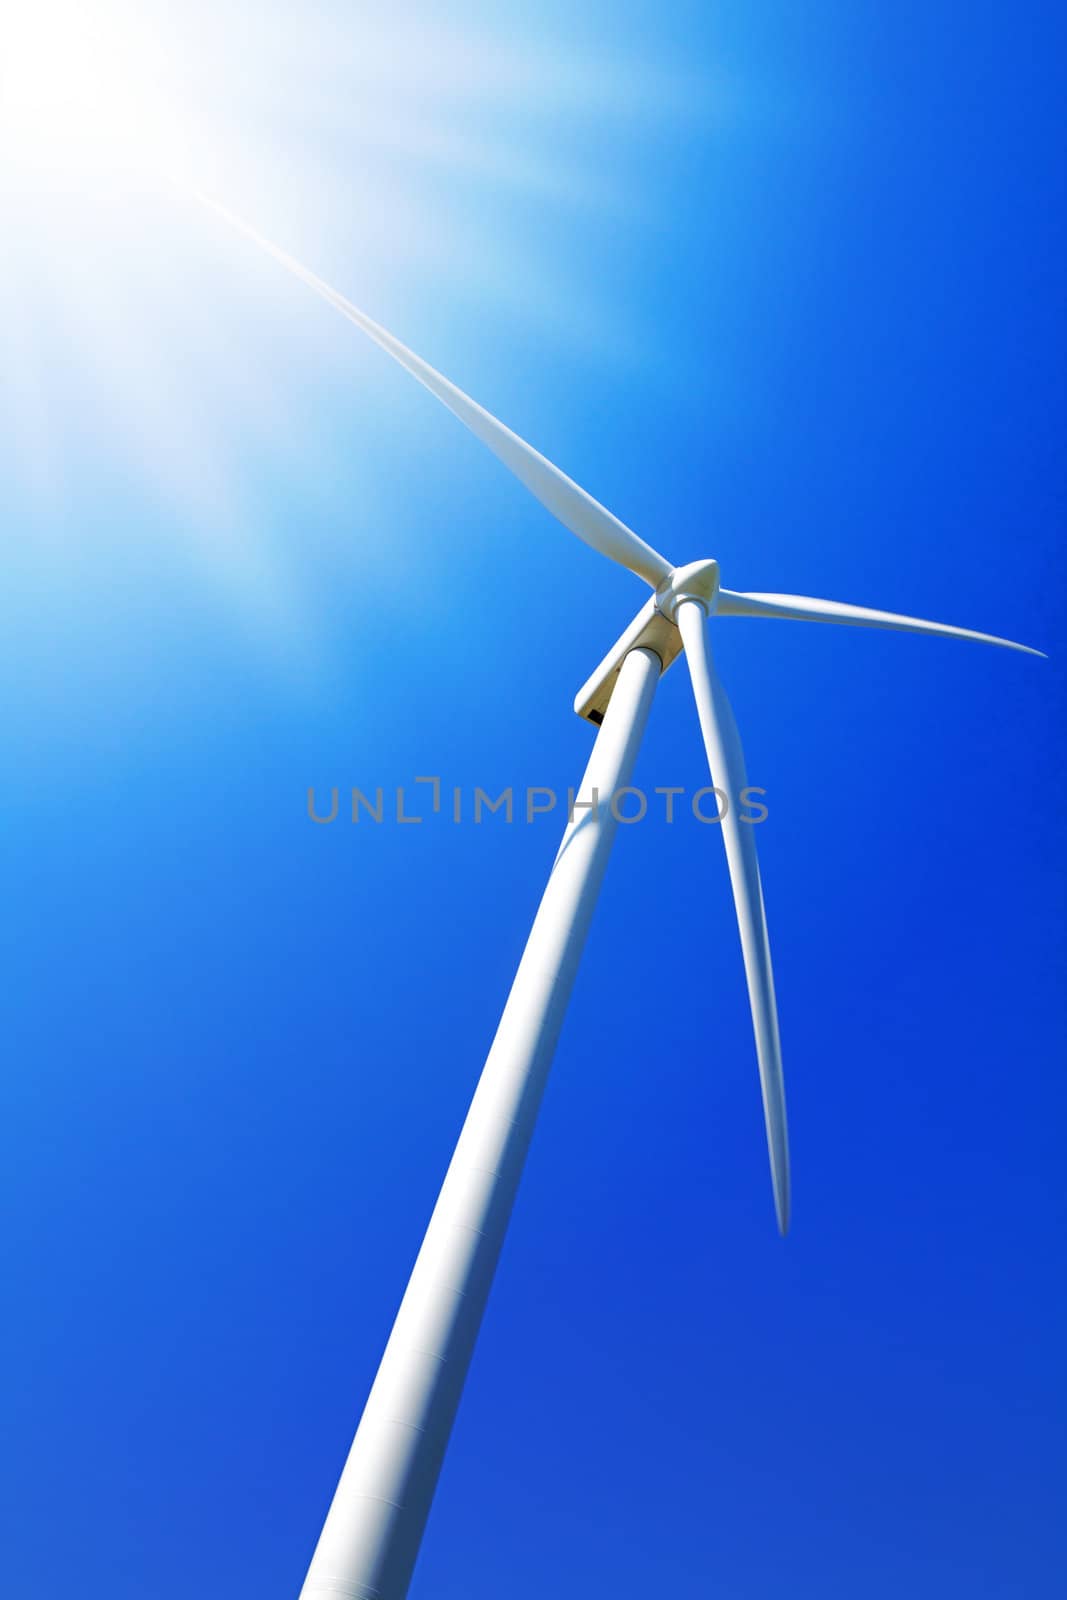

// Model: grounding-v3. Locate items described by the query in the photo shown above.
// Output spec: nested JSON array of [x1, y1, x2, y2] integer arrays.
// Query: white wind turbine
[[202, 200, 1044, 1600]]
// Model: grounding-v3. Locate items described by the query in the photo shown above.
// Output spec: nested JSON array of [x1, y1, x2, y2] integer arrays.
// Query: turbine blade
[[675, 599, 791, 1235], [197, 194, 673, 590], [717, 589, 1045, 657]]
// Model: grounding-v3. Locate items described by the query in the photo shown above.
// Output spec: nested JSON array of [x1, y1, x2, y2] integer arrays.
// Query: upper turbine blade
[[675, 599, 791, 1235], [717, 589, 1046, 657], [198, 194, 673, 590]]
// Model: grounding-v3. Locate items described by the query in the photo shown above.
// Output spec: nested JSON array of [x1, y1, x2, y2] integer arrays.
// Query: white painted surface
[[299, 646, 662, 1600], [676, 598, 791, 1235]]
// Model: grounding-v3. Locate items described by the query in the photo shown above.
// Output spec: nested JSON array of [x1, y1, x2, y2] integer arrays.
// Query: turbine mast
[[300, 645, 663, 1600]]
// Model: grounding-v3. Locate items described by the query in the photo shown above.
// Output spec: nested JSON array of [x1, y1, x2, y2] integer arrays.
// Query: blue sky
[[2, 3, 1064, 1595]]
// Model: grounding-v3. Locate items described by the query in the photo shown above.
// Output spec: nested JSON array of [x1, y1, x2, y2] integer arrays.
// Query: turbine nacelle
[[573, 558, 721, 724], [655, 558, 721, 622]]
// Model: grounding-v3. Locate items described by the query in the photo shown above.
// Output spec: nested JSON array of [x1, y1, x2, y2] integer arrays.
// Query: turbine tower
[[201, 200, 1044, 1600]]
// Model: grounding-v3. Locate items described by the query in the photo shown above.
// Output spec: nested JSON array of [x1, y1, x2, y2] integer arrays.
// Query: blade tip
[[1004, 639, 1047, 658]]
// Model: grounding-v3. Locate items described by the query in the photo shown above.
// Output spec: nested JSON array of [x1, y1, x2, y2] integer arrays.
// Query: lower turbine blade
[[676, 600, 791, 1235], [196, 193, 673, 591], [717, 589, 1045, 657]]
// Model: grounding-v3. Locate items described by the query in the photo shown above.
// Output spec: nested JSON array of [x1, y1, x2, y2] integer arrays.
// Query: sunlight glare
[[0, 1, 185, 176], [0, 0, 707, 661]]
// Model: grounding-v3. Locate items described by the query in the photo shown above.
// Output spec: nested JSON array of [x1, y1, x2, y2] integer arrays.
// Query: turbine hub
[[655, 559, 720, 622]]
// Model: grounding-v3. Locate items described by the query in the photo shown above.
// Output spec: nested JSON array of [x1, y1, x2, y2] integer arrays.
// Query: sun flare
[[0, 0, 702, 646], [0, 2, 187, 177]]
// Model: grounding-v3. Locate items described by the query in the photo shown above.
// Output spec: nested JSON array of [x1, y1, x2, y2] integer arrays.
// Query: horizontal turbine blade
[[717, 589, 1045, 657], [197, 194, 673, 590], [676, 598, 791, 1235]]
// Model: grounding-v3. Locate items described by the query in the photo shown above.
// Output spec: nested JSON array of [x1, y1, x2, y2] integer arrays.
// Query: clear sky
[[2, 3, 1064, 1596]]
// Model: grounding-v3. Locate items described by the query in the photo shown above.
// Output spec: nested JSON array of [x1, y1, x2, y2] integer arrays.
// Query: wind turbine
[[201, 200, 1044, 1600]]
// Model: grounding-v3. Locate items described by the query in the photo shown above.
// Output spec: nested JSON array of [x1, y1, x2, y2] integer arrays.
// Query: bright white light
[[0, 2, 185, 176], [0, 0, 704, 652]]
